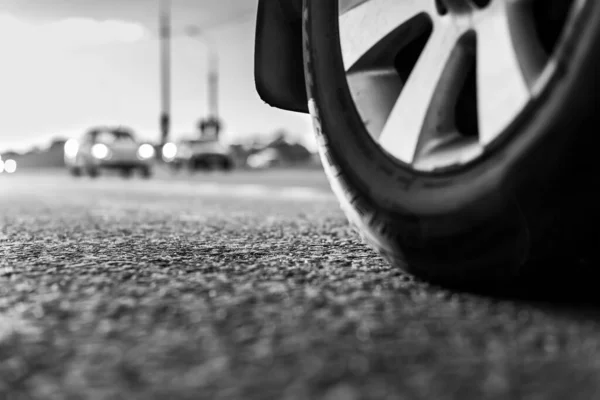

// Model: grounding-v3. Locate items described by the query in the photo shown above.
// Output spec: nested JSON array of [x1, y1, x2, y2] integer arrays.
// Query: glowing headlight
[[162, 142, 177, 161], [91, 143, 110, 159], [64, 138, 79, 158], [137, 143, 155, 160], [4, 159, 16, 174]]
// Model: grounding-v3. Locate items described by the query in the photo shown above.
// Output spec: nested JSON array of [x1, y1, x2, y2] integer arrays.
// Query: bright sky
[[0, 0, 313, 152]]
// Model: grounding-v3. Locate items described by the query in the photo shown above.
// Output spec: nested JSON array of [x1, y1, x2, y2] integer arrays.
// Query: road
[[0, 169, 599, 399]]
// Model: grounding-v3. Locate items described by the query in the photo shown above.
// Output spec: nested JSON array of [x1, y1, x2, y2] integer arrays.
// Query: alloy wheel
[[338, 0, 583, 171]]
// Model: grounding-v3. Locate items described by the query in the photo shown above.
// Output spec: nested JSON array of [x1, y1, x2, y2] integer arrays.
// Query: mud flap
[[254, 0, 308, 113]]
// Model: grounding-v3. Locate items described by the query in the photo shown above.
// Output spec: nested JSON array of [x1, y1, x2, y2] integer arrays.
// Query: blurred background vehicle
[[162, 136, 234, 172], [246, 148, 280, 169], [64, 126, 155, 178], [0, 0, 320, 176]]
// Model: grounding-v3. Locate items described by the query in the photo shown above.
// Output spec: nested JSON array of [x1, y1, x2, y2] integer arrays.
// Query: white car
[[162, 137, 234, 171], [246, 148, 281, 169], [64, 127, 155, 178]]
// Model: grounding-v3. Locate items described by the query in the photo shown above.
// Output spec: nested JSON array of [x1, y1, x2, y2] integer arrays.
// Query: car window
[[183, 139, 215, 145], [94, 131, 136, 144]]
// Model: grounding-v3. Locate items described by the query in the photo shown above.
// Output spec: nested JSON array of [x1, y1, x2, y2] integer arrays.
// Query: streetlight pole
[[185, 26, 219, 121], [151, 11, 251, 143], [207, 44, 219, 120], [159, 0, 172, 145]]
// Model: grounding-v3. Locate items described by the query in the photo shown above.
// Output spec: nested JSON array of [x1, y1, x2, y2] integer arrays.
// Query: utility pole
[[184, 26, 219, 119], [159, 0, 171, 145], [185, 26, 221, 139], [207, 45, 219, 120]]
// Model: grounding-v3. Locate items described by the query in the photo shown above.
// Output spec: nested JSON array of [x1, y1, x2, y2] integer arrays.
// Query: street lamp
[[154, 3, 252, 145], [184, 25, 220, 122], [159, 0, 172, 145]]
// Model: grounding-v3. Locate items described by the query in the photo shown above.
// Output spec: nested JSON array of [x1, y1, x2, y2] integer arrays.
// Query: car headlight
[[91, 143, 110, 159], [4, 159, 16, 174], [162, 142, 177, 161], [137, 143, 155, 160], [0, 160, 4, 174], [64, 138, 79, 158]]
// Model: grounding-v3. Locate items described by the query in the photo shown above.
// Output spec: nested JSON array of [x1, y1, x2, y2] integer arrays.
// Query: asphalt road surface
[[1, 168, 600, 399]]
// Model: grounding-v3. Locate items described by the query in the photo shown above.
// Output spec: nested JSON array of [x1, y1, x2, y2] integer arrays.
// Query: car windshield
[[93, 130, 136, 145], [182, 139, 217, 145]]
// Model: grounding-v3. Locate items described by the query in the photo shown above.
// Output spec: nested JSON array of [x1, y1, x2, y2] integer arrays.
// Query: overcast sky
[[0, 0, 313, 151]]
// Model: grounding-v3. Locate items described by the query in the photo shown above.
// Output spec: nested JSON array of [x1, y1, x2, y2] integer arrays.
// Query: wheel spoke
[[347, 68, 403, 140], [475, 2, 534, 145], [378, 22, 463, 164], [339, 0, 433, 70]]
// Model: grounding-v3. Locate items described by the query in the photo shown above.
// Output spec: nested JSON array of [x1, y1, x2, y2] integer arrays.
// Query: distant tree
[[265, 136, 311, 164], [49, 138, 67, 151], [2, 151, 19, 159], [27, 146, 42, 155], [273, 129, 287, 140]]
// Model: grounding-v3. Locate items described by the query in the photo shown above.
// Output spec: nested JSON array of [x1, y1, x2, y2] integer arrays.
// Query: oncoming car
[[64, 127, 154, 178], [162, 137, 234, 172], [254, 0, 600, 288], [246, 148, 280, 169]]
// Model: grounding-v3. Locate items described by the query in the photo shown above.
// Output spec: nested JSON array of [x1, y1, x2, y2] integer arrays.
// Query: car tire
[[86, 167, 99, 178], [187, 160, 198, 174], [140, 166, 152, 179], [170, 162, 182, 173], [222, 158, 234, 172], [121, 168, 133, 179], [70, 167, 82, 177], [303, 0, 600, 290]]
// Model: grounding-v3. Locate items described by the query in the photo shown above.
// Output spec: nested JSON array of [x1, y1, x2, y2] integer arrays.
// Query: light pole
[[184, 26, 220, 122], [159, 0, 172, 145], [153, 7, 252, 144]]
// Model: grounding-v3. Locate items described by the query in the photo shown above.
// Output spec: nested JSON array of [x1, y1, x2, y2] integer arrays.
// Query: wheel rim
[[338, 0, 584, 171]]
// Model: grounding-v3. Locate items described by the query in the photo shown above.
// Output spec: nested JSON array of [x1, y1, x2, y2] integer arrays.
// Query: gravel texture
[[0, 172, 599, 400]]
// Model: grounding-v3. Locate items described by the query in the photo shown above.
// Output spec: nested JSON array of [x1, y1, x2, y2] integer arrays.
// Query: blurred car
[[246, 148, 281, 169], [64, 127, 154, 178], [162, 137, 234, 172]]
